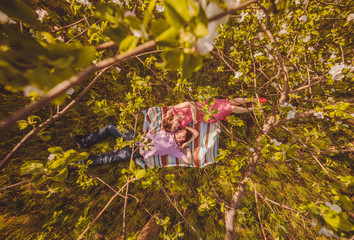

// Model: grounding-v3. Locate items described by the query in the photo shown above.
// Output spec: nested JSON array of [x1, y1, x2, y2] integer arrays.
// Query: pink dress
[[173, 99, 232, 129]]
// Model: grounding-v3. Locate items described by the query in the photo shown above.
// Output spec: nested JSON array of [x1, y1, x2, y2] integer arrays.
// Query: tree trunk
[[138, 212, 162, 240]]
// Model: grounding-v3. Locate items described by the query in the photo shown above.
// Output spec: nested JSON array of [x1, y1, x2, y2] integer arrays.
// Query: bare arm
[[174, 102, 198, 124], [181, 148, 193, 164], [180, 126, 199, 149]]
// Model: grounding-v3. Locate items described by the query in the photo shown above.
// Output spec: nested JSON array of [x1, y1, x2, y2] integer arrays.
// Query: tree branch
[[0, 67, 110, 170], [0, 40, 156, 135]]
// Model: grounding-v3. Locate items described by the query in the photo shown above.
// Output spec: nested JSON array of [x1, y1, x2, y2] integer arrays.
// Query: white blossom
[[280, 102, 294, 108], [72, 25, 82, 32], [115, 66, 121, 72], [298, 167, 302, 172], [196, 2, 229, 55], [111, 0, 123, 6], [278, 23, 287, 35], [256, 9, 266, 20], [48, 154, 56, 160], [325, 202, 342, 212], [330, 53, 337, 59], [230, 46, 234, 50], [132, 30, 142, 38], [308, 46, 314, 51], [287, 110, 297, 119], [314, 112, 324, 119], [254, 52, 263, 57], [257, 32, 264, 40], [66, 88, 74, 95], [76, 0, 91, 7], [189, 87, 193, 92], [295, 0, 301, 4], [238, 11, 248, 23], [327, 97, 333, 102], [57, 36, 64, 42], [329, 63, 346, 81], [0, 11, 16, 24], [299, 14, 307, 23], [272, 139, 282, 146], [331, 88, 335, 92], [35, 9, 48, 21], [268, 53, 274, 60], [53, 26, 59, 30], [347, 13, 354, 22], [318, 227, 339, 238], [310, 220, 317, 226], [24, 85, 44, 97], [155, 5, 164, 12], [249, 148, 255, 152], [234, 71, 243, 79], [303, 35, 311, 43]]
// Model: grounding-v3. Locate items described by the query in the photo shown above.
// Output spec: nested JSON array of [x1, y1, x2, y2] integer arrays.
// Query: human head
[[174, 129, 193, 145], [162, 115, 180, 132]]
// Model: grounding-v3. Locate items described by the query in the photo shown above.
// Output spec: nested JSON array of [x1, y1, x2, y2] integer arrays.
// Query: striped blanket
[[135, 106, 220, 169]]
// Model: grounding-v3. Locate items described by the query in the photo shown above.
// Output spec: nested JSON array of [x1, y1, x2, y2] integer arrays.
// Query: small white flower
[[189, 87, 193, 92], [155, 5, 164, 12], [57, 36, 64, 42], [330, 53, 337, 59], [278, 23, 287, 35], [238, 11, 248, 23], [325, 202, 342, 212], [329, 63, 346, 81], [76, 0, 91, 7], [318, 227, 339, 238], [336, 121, 342, 125], [234, 71, 243, 79], [53, 26, 59, 30], [249, 148, 255, 152], [111, 0, 123, 6], [308, 46, 314, 51], [268, 54, 274, 60], [132, 30, 142, 38], [272, 139, 282, 146], [115, 66, 121, 72], [331, 88, 335, 92], [0, 11, 16, 24], [299, 14, 307, 22], [266, 43, 272, 51], [92, 60, 97, 64], [48, 154, 56, 160], [254, 52, 263, 57], [72, 25, 82, 32], [314, 112, 324, 119], [303, 35, 311, 43], [66, 88, 74, 95], [295, 0, 301, 4], [287, 110, 297, 119], [347, 13, 354, 22], [230, 46, 234, 50], [256, 9, 266, 20], [280, 102, 293, 108], [24, 85, 44, 97], [35, 9, 48, 21], [257, 32, 264, 40], [298, 167, 302, 172]]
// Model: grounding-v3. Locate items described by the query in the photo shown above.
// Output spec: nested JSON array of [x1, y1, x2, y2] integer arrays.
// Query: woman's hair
[[162, 115, 174, 132], [179, 129, 193, 145]]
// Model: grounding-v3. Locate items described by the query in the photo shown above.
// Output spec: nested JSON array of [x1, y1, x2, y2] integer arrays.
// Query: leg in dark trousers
[[79, 124, 135, 148]]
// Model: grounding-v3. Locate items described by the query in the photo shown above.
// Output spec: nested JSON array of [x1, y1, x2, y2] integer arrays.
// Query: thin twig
[[77, 178, 135, 240], [0, 180, 30, 191], [51, 15, 93, 33], [122, 177, 130, 240], [248, 178, 267, 240], [160, 186, 203, 240]]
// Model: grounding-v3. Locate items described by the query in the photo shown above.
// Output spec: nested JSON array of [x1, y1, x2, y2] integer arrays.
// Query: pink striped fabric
[[135, 106, 220, 169]]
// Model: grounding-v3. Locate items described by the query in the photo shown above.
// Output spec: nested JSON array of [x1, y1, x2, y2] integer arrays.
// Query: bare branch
[[0, 40, 156, 135], [160, 186, 203, 240], [122, 178, 130, 240], [77, 178, 135, 240], [0, 68, 110, 169], [0, 180, 30, 191], [208, 0, 259, 22]]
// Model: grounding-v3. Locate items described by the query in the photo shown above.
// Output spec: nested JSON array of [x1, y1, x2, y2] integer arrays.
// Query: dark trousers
[[80, 125, 140, 166]]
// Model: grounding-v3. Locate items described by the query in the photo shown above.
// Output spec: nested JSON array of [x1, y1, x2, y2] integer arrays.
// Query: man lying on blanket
[[71, 124, 199, 167]]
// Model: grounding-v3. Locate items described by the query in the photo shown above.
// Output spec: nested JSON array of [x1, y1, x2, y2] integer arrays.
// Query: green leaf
[[0, 0, 39, 26], [17, 120, 28, 130], [95, 3, 123, 25], [136, 169, 146, 179], [151, 18, 170, 37], [20, 161, 44, 175], [143, 0, 157, 26], [103, 26, 126, 45], [182, 53, 202, 77], [321, 205, 354, 232], [50, 168, 69, 182], [48, 146, 63, 155], [46, 157, 67, 171], [155, 26, 179, 47], [155, 50, 181, 70], [119, 35, 139, 53], [164, 0, 190, 28]]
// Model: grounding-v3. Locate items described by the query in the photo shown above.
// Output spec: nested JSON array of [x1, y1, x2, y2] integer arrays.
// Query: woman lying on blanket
[[162, 97, 267, 132], [72, 124, 199, 166]]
